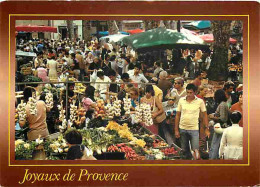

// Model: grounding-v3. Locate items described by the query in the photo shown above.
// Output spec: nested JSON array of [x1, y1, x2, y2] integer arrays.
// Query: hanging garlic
[[142, 103, 153, 126], [134, 104, 143, 123], [17, 100, 27, 121], [123, 93, 131, 116], [45, 92, 54, 109], [114, 99, 121, 117], [28, 94, 37, 115], [58, 101, 66, 122], [69, 100, 77, 123]]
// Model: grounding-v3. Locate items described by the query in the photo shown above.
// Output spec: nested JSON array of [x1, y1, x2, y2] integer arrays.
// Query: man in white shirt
[[130, 64, 148, 88], [175, 83, 209, 160], [153, 61, 164, 77], [95, 71, 111, 100]]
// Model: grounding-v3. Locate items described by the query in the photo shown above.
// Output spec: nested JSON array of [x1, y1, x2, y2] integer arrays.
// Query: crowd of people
[[16, 37, 244, 160]]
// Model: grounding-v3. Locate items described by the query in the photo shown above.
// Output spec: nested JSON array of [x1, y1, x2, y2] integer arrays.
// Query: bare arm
[[175, 111, 181, 138], [153, 97, 164, 118]]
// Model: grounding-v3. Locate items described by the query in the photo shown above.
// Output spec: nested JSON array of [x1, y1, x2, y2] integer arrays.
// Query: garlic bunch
[[142, 103, 153, 126], [104, 97, 121, 119], [28, 97, 37, 115], [134, 103, 153, 126], [17, 100, 27, 121], [45, 92, 53, 109], [57, 102, 65, 122], [105, 103, 114, 119], [134, 104, 143, 123], [69, 100, 77, 123], [123, 93, 131, 116], [58, 119, 67, 133], [113, 98, 122, 117]]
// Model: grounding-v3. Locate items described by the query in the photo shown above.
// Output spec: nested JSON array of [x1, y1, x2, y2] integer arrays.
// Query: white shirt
[[177, 96, 206, 130], [130, 73, 149, 88], [110, 60, 118, 73], [219, 124, 243, 160], [94, 76, 111, 94], [63, 56, 73, 66], [127, 69, 135, 77]]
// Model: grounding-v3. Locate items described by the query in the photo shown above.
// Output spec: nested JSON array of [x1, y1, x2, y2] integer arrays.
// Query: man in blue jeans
[[175, 84, 210, 160]]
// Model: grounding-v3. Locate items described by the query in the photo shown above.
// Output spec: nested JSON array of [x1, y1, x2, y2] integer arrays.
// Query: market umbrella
[[183, 20, 211, 30], [180, 28, 198, 35], [15, 25, 57, 33], [97, 31, 129, 36], [99, 34, 129, 43], [121, 27, 207, 52], [199, 34, 237, 44], [126, 28, 145, 35]]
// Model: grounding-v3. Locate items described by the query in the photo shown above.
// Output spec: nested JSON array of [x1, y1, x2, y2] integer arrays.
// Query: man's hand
[[205, 128, 210, 138], [175, 130, 180, 139], [168, 100, 174, 106], [152, 113, 157, 119]]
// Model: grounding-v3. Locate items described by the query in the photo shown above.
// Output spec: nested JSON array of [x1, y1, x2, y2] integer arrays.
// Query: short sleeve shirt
[[177, 96, 206, 130]]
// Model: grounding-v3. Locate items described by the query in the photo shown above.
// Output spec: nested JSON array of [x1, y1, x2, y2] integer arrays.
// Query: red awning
[[126, 28, 145, 35], [15, 25, 57, 33], [199, 34, 237, 44]]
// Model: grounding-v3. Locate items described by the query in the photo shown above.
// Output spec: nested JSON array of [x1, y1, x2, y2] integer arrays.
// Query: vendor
[[129, 87, 141, 110], [19, 87, 50, 141], [94, 71, 111, 101], [65, 129, 96, 160]]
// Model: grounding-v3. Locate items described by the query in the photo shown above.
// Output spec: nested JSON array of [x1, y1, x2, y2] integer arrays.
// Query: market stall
[[15, 80, 182, 161]]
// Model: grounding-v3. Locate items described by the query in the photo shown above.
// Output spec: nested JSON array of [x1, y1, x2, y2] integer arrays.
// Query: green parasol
[[121, 27, 208, 52]]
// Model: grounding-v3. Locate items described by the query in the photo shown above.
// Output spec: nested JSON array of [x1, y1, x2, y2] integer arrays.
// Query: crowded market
[[15, 20, 243, 161]]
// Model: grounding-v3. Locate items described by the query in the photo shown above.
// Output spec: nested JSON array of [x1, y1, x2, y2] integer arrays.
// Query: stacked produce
[[17, 100, 27, 121], [45, 92, 54, 109], [79, 128, 111, 155], [107, 143, 139, 160], [145, 148, 165, 160], [94, 99, 106, 118], [106, 121, 134, 141], [161, 147, 178, 156], [152, 139, 168, 148], [57, 102, 67, 132], [75, 107, 86, 126], [123, 93, 131, 116], [134, 103, 153, 126], [74, 83, 86, 94], [28, 96, 37, 115]]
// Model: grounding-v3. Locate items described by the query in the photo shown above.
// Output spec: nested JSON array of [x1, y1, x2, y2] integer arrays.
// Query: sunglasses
[[174, 82, 181, 85]]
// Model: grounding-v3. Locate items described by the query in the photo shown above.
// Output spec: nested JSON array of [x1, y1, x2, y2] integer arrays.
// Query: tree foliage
[[208, 20, 232, 81]]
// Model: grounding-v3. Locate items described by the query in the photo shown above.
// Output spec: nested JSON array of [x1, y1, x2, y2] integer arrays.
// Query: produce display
[[153, 139, 168, 148], [161, 147, 178, 156], [94, 99, 106, 118], [14, 81, 182, 161], [74, 83, 86, 94], [75, 106, 86, 126], [107, 143, 139, 160]]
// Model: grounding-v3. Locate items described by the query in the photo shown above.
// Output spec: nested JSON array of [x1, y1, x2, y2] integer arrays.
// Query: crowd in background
[[16, 37, 244, 160]]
